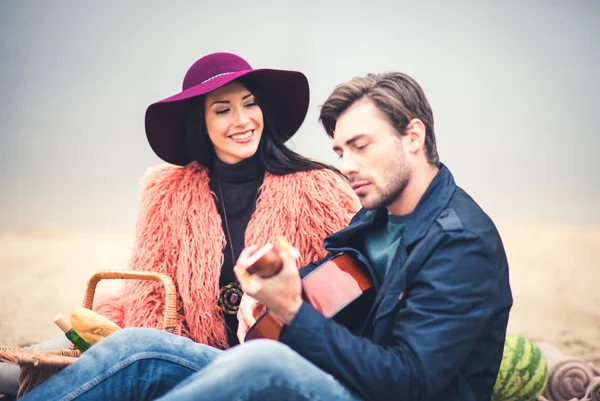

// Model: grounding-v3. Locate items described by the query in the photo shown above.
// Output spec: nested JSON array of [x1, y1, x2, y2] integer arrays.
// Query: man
[[20, 72, 512, 401]]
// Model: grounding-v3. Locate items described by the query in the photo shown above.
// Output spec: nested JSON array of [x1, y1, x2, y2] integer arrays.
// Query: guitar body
[[245, 253, 375, 342]]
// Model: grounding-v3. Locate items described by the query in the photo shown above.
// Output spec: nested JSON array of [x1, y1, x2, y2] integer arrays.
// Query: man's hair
[[319, 72, 439, 165]]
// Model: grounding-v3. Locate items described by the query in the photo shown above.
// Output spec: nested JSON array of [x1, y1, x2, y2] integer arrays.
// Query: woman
[[0, 52, 359, 398], [92, 51, 359, 349]]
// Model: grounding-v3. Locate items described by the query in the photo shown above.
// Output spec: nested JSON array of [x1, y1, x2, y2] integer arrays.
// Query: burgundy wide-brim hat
[[145, 52, 310, 166]]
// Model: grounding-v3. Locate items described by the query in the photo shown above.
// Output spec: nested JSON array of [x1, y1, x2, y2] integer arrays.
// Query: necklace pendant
[[218, 282, 244, 315]]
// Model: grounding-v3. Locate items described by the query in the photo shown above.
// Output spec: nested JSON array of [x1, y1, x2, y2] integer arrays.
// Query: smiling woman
[[94, 52, 360, 348]]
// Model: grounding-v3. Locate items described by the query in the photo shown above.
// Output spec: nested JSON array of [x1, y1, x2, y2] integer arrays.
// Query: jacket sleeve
[[279, 232, 501, 401]]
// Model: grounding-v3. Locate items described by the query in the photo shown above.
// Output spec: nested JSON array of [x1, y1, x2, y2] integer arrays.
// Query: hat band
[[201, 71, 236, 84]]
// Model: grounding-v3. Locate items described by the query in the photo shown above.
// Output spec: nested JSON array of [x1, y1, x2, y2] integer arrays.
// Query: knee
[[240, 339, 290, 356], [79, 328, 218, 372], [90, 327, 180, 356], [227, 340, 299, 372]]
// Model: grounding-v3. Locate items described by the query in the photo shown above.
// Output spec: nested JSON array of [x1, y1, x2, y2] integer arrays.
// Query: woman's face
[[204, 81, 264, 164]]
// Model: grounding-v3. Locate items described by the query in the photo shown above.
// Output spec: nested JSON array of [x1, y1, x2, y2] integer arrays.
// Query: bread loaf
[[70, 307, 122, 345]]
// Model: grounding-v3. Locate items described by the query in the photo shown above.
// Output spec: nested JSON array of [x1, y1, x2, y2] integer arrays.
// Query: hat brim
[[145, 68, 309, 166]]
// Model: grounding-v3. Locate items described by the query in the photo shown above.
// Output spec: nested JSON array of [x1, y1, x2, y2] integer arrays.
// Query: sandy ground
[[1, 222, 599, 365]]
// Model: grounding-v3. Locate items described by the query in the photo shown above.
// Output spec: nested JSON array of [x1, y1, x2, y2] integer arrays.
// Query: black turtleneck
[[208, 155, 264, 346]]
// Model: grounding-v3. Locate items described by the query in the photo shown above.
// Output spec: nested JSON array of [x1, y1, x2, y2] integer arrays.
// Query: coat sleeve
[[95, 165, 188, 336], [279, 232, 502, 401]]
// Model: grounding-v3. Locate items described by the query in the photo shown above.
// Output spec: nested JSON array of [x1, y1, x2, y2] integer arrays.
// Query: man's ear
[[404, 118, 426, 154]]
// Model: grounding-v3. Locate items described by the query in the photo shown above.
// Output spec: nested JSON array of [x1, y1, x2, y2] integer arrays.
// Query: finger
[[239, 295, 258, 325], [241, 312, 256, 330], [237, 317, 249, 344], [234, 245, 260, 270], [276, 244, 299, 275], [274, 236, 300, 259], [241, 302, 257, 328], [234, 265, 262, 294], [238, 245, 259, 261], [234, 264, 253, 285]]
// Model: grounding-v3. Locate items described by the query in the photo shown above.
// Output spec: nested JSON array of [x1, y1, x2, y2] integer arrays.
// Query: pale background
[[1, 0, 599, 364]]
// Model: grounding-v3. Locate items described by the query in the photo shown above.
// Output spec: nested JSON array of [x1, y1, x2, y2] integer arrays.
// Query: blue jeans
[[20, 328, 362, 401]]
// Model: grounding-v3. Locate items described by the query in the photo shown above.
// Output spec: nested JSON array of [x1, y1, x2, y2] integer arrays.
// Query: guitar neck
[[245, 244, 283, 278]]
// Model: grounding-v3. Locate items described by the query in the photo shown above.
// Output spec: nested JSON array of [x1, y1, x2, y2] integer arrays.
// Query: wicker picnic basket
[[0, 270, 179, 398]]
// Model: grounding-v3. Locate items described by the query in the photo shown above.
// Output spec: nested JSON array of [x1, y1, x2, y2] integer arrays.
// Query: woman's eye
[[245, 102, 258, 108], [215, 108, 230, 115]]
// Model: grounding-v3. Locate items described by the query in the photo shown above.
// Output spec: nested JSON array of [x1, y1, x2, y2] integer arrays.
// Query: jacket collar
[[324, 164, 456, 250]]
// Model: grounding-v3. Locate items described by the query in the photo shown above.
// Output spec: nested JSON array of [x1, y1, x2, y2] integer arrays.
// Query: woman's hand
[[236, 293, 259, 344]]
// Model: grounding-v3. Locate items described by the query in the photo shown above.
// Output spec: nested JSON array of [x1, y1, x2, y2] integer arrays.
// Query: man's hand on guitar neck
[[234, 243, 303, 331]]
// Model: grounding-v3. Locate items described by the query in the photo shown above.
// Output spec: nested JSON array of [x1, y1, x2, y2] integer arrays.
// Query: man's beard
[[376, 171, 410, 209], [361, 170, 409, 210], [361, 148, 411, 210]]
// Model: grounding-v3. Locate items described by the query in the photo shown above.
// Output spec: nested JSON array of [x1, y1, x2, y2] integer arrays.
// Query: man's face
[[332, 99, 412, 210]]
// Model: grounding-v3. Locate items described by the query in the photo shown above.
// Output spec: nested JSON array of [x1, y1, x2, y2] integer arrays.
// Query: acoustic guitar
[[244, 239, 375, 342]]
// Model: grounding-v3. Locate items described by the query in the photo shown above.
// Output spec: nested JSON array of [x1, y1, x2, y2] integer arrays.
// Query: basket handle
[[0, 348, 81, 368], [83, 270, 179, 334]]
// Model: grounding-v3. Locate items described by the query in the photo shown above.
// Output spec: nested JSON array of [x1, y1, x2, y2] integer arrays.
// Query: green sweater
[[363, 213, 410, 283]]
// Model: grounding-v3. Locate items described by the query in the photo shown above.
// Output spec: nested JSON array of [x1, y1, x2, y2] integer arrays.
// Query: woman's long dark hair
[[184, 77, 340, 176]]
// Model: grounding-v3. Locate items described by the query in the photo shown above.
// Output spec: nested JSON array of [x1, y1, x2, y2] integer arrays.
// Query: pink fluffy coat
[[94, 162, 360, 349]]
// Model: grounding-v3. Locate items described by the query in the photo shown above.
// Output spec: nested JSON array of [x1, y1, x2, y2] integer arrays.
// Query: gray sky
[[1, 0, 599, 231]]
